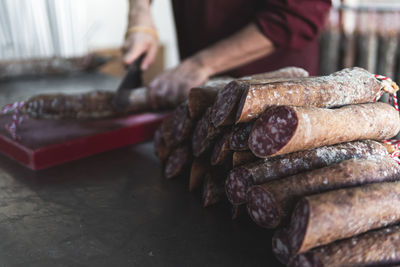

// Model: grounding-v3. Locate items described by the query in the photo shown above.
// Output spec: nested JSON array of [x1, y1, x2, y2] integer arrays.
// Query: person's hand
[[148, 57, 213, 109], [122, 9, 158, 70]]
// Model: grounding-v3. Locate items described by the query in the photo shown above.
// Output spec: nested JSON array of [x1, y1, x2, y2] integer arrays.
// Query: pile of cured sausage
[[154, 66, 400, 266]]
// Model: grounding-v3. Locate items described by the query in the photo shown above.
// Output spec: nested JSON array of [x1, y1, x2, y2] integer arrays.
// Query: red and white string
[[0, 101, 25, 140], [373, 74, 400, 163], [373, 74, 399, 111], [383, 140, 400, 164]]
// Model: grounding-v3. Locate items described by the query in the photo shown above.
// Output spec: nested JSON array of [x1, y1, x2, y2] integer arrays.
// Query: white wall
[[0, 0, 179, 68], [84, 0, 128, 51], [151, 0, 180, 68], [0, 0, 88, 59], [82, 0, 179, 68]]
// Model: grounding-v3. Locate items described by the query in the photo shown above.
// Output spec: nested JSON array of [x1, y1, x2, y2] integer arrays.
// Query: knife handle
[[118, 53, 146, 90], [128, 53, 145, 73]]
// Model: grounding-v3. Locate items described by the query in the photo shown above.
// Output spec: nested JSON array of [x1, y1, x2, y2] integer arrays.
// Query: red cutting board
[[0, 113, 167, 170]]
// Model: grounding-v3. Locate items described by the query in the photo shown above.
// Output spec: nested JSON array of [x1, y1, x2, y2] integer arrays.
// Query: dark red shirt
[[171, 0, 332, 76]]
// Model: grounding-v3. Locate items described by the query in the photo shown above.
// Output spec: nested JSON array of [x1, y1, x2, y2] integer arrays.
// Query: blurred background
[[321, 0, 400, 82], [0, 0, 400, 82], [0, 0, 179, 83]]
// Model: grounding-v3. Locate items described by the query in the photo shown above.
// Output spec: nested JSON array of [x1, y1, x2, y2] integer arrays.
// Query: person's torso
[[171, 0, 320, 76]]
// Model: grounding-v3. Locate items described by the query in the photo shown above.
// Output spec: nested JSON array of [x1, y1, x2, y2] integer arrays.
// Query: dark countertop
[[0, 73, 280, 266], [0, 142, 279, 267]]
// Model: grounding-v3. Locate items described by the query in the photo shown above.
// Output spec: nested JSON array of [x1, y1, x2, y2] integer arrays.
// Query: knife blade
[[112, 54, 146, 111]]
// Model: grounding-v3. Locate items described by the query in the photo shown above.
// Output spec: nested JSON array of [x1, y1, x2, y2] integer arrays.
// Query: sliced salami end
[[174, 104, 193, 144], [161, 115, 174, 148], [211, 81, 244, 127], [188, 78, 232, 119], [188, 87, 218, 119], [249, 106, 298, 158], [162, 102, 193, 148], [246, 186, 281, 228], [211, 132, 232, 166], [189, 156, 210, 192], [272, 228, 293, 265], [225, 167, 253, 205], [229, 121, 254, 151], [235, 86, 250, 123], [202, 173, 225, 207], [193, 108, 223, 157], [153, 126, 170, 162], [289, 223, 400, 267], [192, 111, 211, 157], [164, 144, 191, 179], [289, 199, 311, 256]]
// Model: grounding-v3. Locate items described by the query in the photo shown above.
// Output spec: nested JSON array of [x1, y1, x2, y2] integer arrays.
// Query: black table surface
[[0, 73, 280, 266], [0, 142, 279, 267]]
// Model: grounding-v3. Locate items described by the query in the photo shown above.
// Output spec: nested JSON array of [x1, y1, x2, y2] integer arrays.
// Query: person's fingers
[[141, 44, 158, 70], [123, 43, 147, 65]]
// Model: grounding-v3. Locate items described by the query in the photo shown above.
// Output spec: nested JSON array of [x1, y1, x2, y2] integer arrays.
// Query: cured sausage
[[246, 156, 400, 228], [231, 204, 246, 220], [288, 224, 400, 267], [164, 143, 192, 179], [21, 88, 152, 120], [272, 227, 292, 264], [160, 114, 175, 148], [211, 132, 232, 166], [240, 67, 309, 81], [153, 126, 170, 162], [202, 171, 226, 207], [192, 107, 223, 157], [249, 102, 400, 158], [189, 155, 211, 192], [201, 163, 232, 207], [286, 181, 400, 256], [229, 121, 254, 151], [23, 91, 117, 120], [188, 78, 233, 119], [226, 140, 388, 205], [232, 151, 258, 168], [188, 87, 219, 120], [189, 68, 308, 121], [161, 101, 194, 148], [211, 67, 309, 127], [236, 67, 397, 124], [167, 101, 194, 147]]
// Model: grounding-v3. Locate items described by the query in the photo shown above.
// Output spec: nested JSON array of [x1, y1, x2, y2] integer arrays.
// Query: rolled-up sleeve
[[255, 0, 331, 50]]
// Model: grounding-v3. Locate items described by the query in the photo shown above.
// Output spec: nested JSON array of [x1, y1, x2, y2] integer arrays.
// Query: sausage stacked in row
[[154, 67, 309, 205], [154, 66, 400, 266]]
